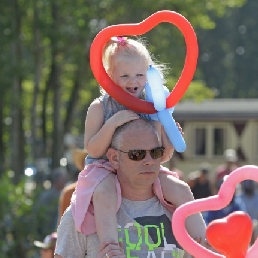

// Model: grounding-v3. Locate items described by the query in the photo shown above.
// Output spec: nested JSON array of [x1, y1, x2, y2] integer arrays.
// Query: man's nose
[[143, 151, 154, 165]]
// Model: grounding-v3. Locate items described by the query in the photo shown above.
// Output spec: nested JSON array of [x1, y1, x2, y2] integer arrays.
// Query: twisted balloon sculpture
[[172, 165, 258, 258], [90, 10, 198, 114], [145, 65, 186, 153]]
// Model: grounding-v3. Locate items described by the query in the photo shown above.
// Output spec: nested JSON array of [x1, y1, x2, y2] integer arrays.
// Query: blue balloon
[[147, 66, 166, 111], [145, 66, 186, 153], [157, 110, 186, 153]]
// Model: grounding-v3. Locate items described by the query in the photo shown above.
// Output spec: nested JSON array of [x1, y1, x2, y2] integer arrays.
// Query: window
[[195, 128, 206, 155], [193, 124, 227, 157], [213, 128, 225, 155]]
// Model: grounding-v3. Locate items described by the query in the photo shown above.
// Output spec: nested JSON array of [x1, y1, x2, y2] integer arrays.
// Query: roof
[[173, 98, 258, 121]]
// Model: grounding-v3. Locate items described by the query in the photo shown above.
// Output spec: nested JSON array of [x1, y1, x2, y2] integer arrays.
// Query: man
[[54, 119, 206, 257], [214, 149, 238, 193], [187, 162, 212, 200], [34, 232, 57, 258], [236, 180, 258, 220], [58, 148, 88, 223], [35, 168, 68, 239]]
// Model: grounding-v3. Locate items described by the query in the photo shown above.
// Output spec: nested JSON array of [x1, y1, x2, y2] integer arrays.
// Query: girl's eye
[[137, 74, 144, 77], [121, 75, 128, 78]]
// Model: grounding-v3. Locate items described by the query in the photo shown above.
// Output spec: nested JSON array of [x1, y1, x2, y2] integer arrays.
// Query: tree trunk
[[10, 0, 25, 183], [0, 96, 5, 176], [50, 1, 63, 169], [64, 66, 82, 134], [31, 1, 42, 162]]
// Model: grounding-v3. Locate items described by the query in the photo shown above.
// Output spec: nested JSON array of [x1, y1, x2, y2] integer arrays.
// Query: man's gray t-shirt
[[55, 196, 188, 258]]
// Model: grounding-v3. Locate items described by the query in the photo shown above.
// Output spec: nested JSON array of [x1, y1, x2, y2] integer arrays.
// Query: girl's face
[[112, 58, 148, 98]]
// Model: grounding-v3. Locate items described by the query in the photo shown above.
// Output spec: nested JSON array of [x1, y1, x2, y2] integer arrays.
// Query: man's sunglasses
[[113, 146, 165, 161]]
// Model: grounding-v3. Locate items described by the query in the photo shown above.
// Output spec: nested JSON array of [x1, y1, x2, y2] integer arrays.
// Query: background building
[[172, 99, 258, 175]]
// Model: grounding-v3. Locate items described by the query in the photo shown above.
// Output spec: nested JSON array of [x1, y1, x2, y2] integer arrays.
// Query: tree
[[196, 0, 258, 98], [10, 0, 25, 183], [0, 0, 247, 178]]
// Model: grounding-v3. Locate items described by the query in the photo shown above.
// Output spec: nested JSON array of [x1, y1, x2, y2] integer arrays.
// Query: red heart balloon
[[90, 10, 198, 114], [206, 211, 253, 258]]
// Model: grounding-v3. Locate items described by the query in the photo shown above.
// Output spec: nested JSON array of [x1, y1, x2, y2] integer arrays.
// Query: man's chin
[[137, 176, 157, 186]]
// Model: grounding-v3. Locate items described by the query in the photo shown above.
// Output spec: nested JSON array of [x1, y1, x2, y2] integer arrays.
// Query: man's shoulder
[[215, 164, 226, 173], [58, 207, 74, 226], [55, 207, 94, 258]]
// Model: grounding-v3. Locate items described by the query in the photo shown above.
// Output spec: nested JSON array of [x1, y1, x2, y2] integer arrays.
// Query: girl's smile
[[112, 58, 148, 98]]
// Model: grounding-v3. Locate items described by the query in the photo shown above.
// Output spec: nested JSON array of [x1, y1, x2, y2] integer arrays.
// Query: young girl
[[71, 37, 206, 249]]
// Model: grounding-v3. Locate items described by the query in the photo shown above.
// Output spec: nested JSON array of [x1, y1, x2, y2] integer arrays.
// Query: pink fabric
[[71, 160, 178, 235]]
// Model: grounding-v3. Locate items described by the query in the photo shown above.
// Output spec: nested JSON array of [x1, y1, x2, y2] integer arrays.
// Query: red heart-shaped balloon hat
[[90, 10, 198, 114]]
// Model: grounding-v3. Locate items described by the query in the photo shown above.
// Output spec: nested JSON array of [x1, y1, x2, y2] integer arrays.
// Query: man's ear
[[106, 148, 119, 169]]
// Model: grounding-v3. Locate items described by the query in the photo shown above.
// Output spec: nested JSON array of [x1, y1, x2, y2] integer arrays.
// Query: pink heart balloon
[[172, 165, 258, 258]]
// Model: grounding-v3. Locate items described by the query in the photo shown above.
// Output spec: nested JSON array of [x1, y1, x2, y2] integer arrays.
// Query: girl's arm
[[84, 99, 139, 158], [158, 121, 184, 163], [153, 121, 174, 163], [160, 124, 174, 163], [84, 99, 113, 157]]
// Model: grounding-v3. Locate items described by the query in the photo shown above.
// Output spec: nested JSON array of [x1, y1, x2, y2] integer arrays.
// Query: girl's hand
[[176, 122, 184, 136], [109, 110, 139, 128]]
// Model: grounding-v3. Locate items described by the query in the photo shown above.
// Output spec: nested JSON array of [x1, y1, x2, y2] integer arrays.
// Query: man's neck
[[121, 185, 155, 201]]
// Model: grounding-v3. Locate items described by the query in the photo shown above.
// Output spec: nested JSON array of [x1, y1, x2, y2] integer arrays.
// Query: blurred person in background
[[187, 162, 213, 200], [213, 149, 238, 193], [235, 180, 258, 246], [252, 220, 258, 245], [168, 156, 185, 181], [236, 180, 258, 221], [34, 168, 68, 239], [58, 149, 87, 223], [187, 162, 213, 223], [205, 176, 246, 225], [34, 232, 57, 258]]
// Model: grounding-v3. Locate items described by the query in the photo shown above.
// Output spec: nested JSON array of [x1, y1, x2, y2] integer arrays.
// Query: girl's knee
[[93, 175, 117, 202]]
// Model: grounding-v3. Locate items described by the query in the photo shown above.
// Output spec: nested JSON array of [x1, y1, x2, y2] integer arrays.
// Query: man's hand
[[97, 242, 126, 258], [188, 236, 218, 257]]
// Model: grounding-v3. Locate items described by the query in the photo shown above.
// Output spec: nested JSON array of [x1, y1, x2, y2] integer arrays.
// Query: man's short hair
[[110, 118, 158, 149]]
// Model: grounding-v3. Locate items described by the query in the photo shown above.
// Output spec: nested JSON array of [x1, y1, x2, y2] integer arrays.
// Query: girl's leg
[[158, 172, 207, 246], [93, 173, 118, 245]]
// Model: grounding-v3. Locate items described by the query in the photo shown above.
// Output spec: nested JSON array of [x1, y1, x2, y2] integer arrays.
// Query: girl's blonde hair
[[102, 37, 166, 79]]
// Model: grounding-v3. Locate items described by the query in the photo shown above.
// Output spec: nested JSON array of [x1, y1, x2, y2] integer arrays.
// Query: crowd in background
[[171, 148, 258, 245], [32, 148, 258, 257]]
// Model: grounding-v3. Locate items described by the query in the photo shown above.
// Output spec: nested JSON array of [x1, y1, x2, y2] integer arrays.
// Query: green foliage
[[196, 0, 258, 98], [0, 172, 40, 257], [0, 0, 249, 175], [166, 76, 215, 102], [1, 0, 254, 253], [182, 80, 216, 101]]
